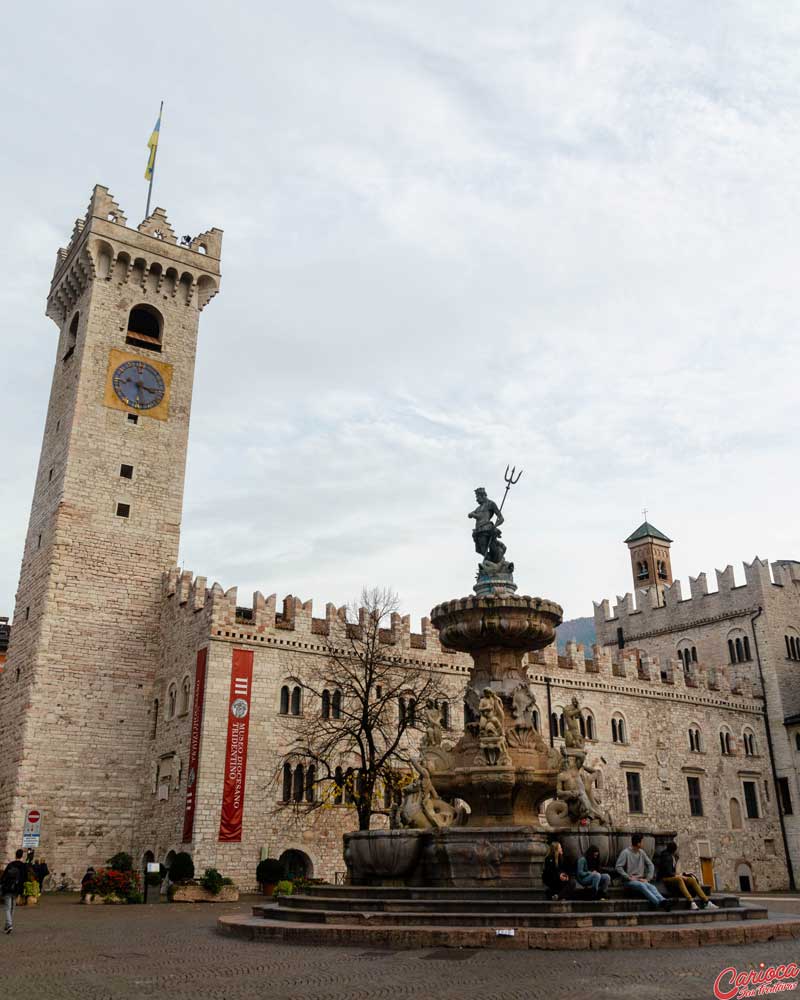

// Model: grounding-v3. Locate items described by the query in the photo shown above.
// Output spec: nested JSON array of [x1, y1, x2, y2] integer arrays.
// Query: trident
[[498, 464, 522, 512]]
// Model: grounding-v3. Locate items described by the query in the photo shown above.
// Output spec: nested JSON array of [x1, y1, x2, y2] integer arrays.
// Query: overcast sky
[[2, 2, 799, 628]]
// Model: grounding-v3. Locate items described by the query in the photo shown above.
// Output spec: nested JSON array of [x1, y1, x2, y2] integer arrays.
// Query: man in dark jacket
[[2, 850, 27, 933]]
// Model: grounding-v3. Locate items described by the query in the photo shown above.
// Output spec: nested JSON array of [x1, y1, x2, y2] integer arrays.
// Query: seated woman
[[542, 839, 573, 900], [576, 845, 611, 900], [655, 842, 718, 910]]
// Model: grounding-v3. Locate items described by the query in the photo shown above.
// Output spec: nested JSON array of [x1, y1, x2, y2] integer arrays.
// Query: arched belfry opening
[[126, 304, 163, 352]]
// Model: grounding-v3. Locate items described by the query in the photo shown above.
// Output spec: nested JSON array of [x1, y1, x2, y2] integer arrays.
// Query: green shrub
[[256, 858, 284, 884], [127, 890, 144, 905], [272, 880, 294, 897], [200, 868, 225, 895], [169, 852, 194, 884], [105, 852, 133, 873]]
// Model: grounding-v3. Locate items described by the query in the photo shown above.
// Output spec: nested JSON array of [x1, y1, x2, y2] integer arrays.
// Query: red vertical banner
[[218, 648, 254, 842], [182, 648, 208, 843]]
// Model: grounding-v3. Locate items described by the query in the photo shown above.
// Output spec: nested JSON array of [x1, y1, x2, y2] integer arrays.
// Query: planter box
[[170, 884, 239, 903]]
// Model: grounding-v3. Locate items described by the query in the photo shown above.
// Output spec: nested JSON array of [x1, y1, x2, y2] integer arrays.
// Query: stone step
[[257, 903, 765, 929], [273, 895, 728, 915], [300, 885, 741, 906], [219, 912, 800, 950]]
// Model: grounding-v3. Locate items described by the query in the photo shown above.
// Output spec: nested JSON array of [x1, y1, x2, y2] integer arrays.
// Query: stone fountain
[[345, 479, 620, 887]]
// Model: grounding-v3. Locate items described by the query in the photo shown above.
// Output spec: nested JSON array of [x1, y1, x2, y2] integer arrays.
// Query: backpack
[[1, 862, 23, 895]]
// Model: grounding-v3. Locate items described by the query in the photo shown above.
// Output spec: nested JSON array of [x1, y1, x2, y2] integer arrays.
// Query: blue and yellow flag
[[144, 112, 161, 181]]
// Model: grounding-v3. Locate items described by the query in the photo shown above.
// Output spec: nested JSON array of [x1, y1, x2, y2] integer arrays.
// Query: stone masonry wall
[[0, 186, 221, 877]]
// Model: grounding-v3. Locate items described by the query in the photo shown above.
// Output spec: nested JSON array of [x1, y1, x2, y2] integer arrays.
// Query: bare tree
[[278, 586, 453, 831]]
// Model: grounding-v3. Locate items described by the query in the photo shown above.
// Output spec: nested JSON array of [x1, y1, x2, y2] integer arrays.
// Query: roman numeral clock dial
[[112, 360, 166, 410]]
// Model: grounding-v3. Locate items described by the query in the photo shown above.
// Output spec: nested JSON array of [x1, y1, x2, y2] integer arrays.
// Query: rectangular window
[[625, 771, 643, 814], [116, 502, 131, 518], [127, 413, 138, 424], [743, 780, 760, 819], [120, 464, 134, 479], [687, 776, 703, 817], [777, 777, 793, 816], [48, 468, 53, 482]]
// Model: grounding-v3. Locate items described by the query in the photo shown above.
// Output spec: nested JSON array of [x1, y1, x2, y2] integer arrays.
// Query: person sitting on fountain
[[615, 833, 672, 911], [655, 842, 718, 910], [576, 845, 611, 901], [542, 838, 573, 900]]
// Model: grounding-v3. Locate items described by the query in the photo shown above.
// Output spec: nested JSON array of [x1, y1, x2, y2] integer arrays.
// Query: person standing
[[576, 845, 611, 900], [32, 857, 49, 891], [1, 850, 27, 934], [616, 833, 672, 911]]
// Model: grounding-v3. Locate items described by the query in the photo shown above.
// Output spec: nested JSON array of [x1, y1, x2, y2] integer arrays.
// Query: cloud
[[1, 1, 798, 628]]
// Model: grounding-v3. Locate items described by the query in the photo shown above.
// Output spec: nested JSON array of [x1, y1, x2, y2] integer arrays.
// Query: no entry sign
[[22, 808, 42, 848]]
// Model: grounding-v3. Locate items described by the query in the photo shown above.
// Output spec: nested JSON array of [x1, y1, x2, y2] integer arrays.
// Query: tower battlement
[[162, 569, 454, 660], [48, 184, 222, 325], [593, 557, 796, 635]]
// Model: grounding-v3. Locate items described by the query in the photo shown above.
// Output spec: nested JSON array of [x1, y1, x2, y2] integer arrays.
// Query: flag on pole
[[144, 112, 162, 181]]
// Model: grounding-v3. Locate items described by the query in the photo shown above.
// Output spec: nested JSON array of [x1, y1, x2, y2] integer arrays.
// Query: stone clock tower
[[0, 186, 222, 873]]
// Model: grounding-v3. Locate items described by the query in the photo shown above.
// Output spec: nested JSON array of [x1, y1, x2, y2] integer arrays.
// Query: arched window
[[305, 764, 315, 803], [637, 560, 649, 580], [532, 708, 540, 732], [735, 638, 744, 663], [292, 764, 305, 802], [720, 729, 733, 755], [787, 634, 800, 661], [180, 676, 191, 715], [441, 701, 450, 730], [399, 698, 407, 728], [691, 646, 698, 662], [611, 718, 618, 743], [737, 863, 754, 893], [290, 686, 301, 716], [585, 714, 595, 741], [344, 768, 355, 804], [550, 712, 559, 739], [795, 733, 800, 753], [743, 637, 751, 661], [332, 690, 342, 719], [579, 715, 586, 738], [321, 689, 331, 719], [743, 730, 756, 756], [150, 699, 159, 740], [407, 699, 416, 727], [280, 685, 289, 715], [612, 714, 627, 744], [729, 797, 743, 830], [282, 762, 292, 802], [689, 727, 702, 752], [126, 304, 163, 352], [728, 639, 736, 663], [167, 683, 177, 720]]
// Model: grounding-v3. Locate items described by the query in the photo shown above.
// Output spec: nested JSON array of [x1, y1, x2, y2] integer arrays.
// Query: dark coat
[[542, 857, 571, 893], [1, 860, 26, 895]]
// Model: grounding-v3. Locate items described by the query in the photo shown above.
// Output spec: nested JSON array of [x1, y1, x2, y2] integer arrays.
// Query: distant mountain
[[556, 616, 596, 654]]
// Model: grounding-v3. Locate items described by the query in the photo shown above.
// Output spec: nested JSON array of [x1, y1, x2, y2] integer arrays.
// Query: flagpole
[[145, 100, 164, 220]]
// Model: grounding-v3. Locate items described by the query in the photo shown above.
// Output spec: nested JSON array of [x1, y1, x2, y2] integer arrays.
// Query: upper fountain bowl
[[430, 594, 563, 655]]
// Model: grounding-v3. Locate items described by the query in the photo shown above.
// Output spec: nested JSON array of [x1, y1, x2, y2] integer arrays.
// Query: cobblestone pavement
[[2, 893, 799, 1000]]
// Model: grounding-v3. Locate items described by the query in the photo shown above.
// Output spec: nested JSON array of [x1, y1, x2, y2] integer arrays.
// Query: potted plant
[[272, 879, 294, 898], [256, 858, 284, 897], [169, 863, 238, 903], [22, 875, 40, 906]]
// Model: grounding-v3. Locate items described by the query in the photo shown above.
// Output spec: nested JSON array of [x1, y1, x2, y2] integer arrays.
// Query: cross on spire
[[642, 507, 648, 522]]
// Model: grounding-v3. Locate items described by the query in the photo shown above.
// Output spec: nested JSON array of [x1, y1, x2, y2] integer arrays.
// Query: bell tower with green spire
[[625, 515, 673, 594]]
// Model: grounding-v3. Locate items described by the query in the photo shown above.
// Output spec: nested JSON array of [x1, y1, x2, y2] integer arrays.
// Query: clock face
[[112, 360, 166, 410]]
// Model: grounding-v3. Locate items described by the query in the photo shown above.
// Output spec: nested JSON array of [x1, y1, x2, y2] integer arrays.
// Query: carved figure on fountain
[[563, 695, 586, 751], [544, 748, 612, 829], [393, 758, 470, 830], [421, 699, 443, 749], [478, 687, 511, 766]]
